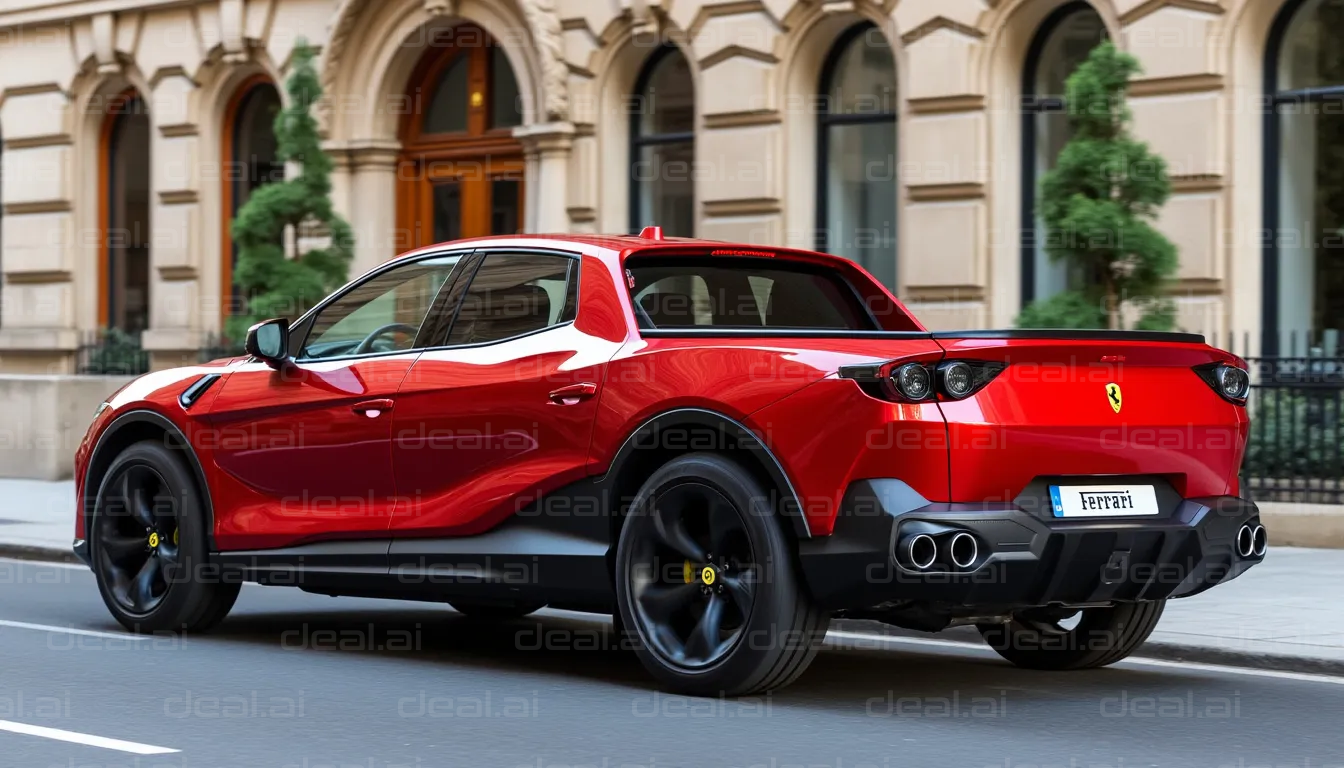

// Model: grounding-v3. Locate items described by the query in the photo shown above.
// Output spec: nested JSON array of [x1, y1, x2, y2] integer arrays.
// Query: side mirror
[[245, 318, 291, 369]]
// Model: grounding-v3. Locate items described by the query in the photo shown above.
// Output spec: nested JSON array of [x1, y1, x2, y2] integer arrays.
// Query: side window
[[299, 254, 463, 360], [447, 252, 577, 345]]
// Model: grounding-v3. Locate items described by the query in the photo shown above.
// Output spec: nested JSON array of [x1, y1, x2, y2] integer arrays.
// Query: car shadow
[[202, 602, 1239, 713]]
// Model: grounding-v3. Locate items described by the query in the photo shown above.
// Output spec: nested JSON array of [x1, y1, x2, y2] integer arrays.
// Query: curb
[[834, 620, 1344, 679], [0, 543, 81, 565]]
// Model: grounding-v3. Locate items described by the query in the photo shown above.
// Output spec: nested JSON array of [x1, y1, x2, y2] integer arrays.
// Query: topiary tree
[[225, 40, 354, 341], [1017, 41, 1177, 331]]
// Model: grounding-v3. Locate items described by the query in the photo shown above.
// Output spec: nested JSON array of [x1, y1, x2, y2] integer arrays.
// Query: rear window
[[628, 257, 876, 330]]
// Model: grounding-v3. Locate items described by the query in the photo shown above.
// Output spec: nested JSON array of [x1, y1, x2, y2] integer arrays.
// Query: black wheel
[[91, 441, 240, 633], [977, 600, 1166, 671], [615, 453, 829, 696], [448, 600, 544, 619]]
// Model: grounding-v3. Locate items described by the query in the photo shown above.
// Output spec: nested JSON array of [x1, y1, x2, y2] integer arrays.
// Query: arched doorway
[[222, 77, 283, 320], [99, 90, 152, 334], [397, 24, 526, 250]]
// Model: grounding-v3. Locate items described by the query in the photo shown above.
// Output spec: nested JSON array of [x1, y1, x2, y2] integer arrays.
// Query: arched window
[[398, 26, 525, 252], [630, 45, 695, 236], [222, 78, 282, 319], [817, 24, 898, 290], [1265, 0, 1344, 355], [100, 90, 151, 334], [1021, 2, 1106, 308]]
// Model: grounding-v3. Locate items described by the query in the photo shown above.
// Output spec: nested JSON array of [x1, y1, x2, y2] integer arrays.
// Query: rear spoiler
[[639, 328, 1206, 344]]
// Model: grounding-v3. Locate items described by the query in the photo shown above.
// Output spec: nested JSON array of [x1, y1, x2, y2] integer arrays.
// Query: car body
[[74, 230, 1265, 694]]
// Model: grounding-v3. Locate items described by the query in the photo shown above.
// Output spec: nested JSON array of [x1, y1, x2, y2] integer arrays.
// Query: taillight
[[1193, 362, 1250, 405], [840, 360, 1005, 402]]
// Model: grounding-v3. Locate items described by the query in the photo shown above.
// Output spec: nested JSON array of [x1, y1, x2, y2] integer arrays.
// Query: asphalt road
[[1, 558, 1341, 768]]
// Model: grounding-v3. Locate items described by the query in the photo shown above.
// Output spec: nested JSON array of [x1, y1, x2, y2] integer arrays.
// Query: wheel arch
[[83, 410, 216, 550], [601, 407, 812, 542]]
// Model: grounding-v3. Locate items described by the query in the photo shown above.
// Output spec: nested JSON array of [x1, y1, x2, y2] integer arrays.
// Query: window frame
[[625, 254, 883, 332], [629, 44, 696, 234], [428, 247, 584, 350], [1019, 0, 1102, 310], [287, 247, 478, 363], [1262, 0, 1344, 355], [814, 23, 900, 280]]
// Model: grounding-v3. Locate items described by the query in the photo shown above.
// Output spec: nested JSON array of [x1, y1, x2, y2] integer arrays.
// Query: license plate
[[1049, 484, 1160, 518]]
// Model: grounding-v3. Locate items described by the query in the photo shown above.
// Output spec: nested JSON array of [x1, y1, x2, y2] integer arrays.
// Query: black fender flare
[[83, 409, 217, 551], [602, 407, 812, 539]]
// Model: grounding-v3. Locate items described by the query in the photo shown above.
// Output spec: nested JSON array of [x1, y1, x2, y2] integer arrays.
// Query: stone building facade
[[0, 0, 1340, 372]]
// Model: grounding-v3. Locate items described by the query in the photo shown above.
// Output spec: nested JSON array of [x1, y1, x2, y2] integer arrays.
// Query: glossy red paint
[[74, 233, 1251, 554]]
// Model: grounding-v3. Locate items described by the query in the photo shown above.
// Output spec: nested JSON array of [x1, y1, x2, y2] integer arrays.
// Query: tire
[[615, 452, 829, 696], [90, 441, 241, 634], [977, 600, 1166, 671], [448, 600, 544, 619]]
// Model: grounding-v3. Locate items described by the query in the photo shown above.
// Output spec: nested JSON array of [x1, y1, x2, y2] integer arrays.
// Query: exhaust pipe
[[901, 534, 938, 570], [947, 532, 978, 569], [1252, 525, 1267, 557], [1236, 524, 1255, 558]]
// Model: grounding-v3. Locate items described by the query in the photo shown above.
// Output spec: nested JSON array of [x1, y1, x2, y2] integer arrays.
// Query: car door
[[205, 252, 469, 550], [389, 250, 613, 537]]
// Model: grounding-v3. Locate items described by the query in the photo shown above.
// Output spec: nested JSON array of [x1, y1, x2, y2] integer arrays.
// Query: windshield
[[626, 257, 877, 330]]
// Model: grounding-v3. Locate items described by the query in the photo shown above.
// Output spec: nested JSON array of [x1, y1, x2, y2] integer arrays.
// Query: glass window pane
[[491, 46, 523, 129], [1278, 107, 1344, 350], [1032, 11, 1107, 97], [1279, 0, 1344, 91], [635, 141, 694, 237], [448, 253, 575, 345], [423, 54, 468, 134], [824, 122, 897, 290], [490, 178, 521, 234], [826, 29, 897, 116], [432, 181, 462, 243], [639, 50, 694, 135], [628, 259, 874, 329], [301, 255, 462, 359]]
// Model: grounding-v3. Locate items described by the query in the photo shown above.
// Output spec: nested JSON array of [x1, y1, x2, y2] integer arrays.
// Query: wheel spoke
[[130, 556, 162, 610], [128, 480, 155, 528], [706, 496, 740, 556], [684, 594, 726, 661], [101, 534, 145, 561], [720, 573, 754, 620], [652, 504, 706, 562], [637, 582, 698, 621]]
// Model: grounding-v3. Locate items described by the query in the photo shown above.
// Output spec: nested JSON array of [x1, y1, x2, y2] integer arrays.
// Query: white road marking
[[825, 630, 1344, 686], [0, 619, 153, 641], [0, 557, 87, 571], [0, 720, 178, 755]]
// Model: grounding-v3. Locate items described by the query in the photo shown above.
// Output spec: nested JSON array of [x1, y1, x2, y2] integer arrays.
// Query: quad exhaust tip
[[1252, 524, 1267, 557], [948, 532, 978, 569], [904, 534, 938, 570], [1236, 524, 1267, 558]]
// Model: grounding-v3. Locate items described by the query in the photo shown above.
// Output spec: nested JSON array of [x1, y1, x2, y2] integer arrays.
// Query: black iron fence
[[75, 331, 246, 375], [1214, 331, 1344, 505], [75, 330, 151, 375]]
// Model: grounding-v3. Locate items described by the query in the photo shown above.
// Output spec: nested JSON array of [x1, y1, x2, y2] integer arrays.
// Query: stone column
[[514, 122, 575, 233], [141, 74, 205, 370], [0, 89, 79, 373], [347, 141, 401, 276]]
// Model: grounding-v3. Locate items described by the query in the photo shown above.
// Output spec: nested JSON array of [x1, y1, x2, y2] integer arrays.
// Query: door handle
[[548, 383, 598, 405], [352, 399, 394, 418]]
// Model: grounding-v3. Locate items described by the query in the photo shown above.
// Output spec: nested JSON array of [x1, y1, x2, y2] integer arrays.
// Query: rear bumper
[[798, 479, 1263, 611]]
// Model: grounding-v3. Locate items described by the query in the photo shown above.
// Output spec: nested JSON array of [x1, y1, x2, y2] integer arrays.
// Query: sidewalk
[[4, 478, 1342, 675]]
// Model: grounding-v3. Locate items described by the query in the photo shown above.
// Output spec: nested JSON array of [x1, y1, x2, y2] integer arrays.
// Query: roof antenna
[[638, 226, 664, 240]]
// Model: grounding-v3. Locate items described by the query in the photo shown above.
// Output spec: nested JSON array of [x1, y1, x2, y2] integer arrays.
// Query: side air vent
[[179, 374, 222, 409]]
